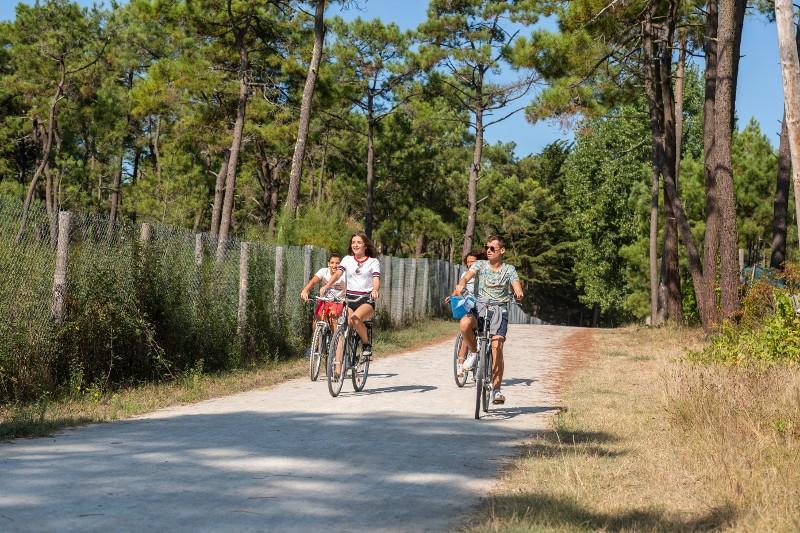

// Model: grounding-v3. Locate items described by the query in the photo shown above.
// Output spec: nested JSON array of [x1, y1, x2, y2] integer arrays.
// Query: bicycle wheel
[[351, 334, 370, 392], [474, 344, 484, 420], [327, 327, 348, 397], [482, 344, 493, 413], [309, 324, 324, 381], [453, 333, 468, 388]]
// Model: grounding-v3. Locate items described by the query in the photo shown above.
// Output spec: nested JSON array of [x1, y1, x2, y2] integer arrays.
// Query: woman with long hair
[[320, 232, 381, 367]]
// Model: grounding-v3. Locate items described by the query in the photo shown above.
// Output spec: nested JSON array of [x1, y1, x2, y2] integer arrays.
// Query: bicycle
[[308, 295, 343, 381], [453, 332, 476, 387], [472, 299, 505, 420], [327, 296, 373, 397]]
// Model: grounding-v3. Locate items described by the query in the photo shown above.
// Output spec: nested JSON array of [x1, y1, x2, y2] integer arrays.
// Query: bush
[[690, 268, 800, 366]]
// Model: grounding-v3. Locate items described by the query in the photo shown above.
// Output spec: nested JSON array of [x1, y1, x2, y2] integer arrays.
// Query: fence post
[[51, 211, 71, 323], [303, 245, 313, 285], [140, 222, 151, 244], [421, 259, 430, 317], [195, 234, 204, 267], [237, 242, 249, 334], [379, 256, 391, 317], [274, 246, 285, 327], [393, 259, 405, 325], [407, 259, 417, 321]]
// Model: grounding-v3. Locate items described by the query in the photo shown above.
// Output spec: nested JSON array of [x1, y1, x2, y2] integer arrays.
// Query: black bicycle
[[472, 299, 505, 419], [308, 295, 342, 381], [327, 296, 373, 397]]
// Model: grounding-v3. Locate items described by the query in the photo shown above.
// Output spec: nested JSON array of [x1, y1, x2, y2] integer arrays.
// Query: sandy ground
[[0, 324, 582, 532]]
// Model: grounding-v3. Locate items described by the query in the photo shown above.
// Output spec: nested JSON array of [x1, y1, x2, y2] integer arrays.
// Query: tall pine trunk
[[284, 0, 326, 218], [776, 0, 800, 246], [702, 0, 720, 327], [462, 80, 484, 259], [210, 150, 229, 238], [715, 0, 743, 319], [365, 100, 375, 238], [216, 32, 249, 259], [772, 117, 791, 268]]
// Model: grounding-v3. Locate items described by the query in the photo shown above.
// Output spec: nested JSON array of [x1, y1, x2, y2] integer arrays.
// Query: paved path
[[0, 325, 577, 532]]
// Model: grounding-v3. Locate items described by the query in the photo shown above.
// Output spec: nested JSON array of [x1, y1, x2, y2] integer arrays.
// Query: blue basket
[[450, 295, 476, 319]]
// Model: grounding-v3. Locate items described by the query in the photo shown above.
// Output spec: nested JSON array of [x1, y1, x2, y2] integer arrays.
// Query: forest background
[[0, 0, 794, 327]]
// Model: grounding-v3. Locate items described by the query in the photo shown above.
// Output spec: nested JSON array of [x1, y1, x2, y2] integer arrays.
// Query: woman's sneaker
[[492, 390, 506, 404], [361, 344, 373, 360], [462, 352, 478, 370]]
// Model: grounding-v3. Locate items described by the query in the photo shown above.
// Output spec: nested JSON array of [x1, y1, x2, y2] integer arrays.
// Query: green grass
[[0, 318, 456, 441]]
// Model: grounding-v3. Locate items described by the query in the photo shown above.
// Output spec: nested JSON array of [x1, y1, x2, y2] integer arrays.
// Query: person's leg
[[349, 303, 374, 345], [459, 314, 478, 357], [491, 337, 505, 390]]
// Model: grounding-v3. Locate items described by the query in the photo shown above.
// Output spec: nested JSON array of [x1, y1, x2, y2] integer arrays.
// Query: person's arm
[[454, 270, 476, 295], [371, 276, 381, 301], [511, 280, 524, 301], [300, 275, 321, 302], [320, 269, 344, 296]]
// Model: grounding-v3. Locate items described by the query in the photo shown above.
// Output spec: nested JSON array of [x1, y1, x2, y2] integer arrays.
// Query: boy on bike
[[453, 235, 523, 405]]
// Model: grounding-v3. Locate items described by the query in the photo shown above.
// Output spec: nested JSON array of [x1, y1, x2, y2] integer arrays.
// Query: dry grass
[[471, 325, 800, 532], [0, 319, 456, 441]]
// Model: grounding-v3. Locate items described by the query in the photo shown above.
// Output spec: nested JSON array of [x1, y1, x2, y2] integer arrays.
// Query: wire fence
[[0, 200, 538, 400]]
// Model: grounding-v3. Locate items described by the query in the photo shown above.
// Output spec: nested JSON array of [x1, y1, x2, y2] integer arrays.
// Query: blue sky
[[1, 0, 785, 156]]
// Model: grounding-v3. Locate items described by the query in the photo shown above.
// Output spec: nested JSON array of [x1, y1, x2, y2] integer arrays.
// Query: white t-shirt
[[316, 267, 346, 299], [338, 255, 381, 294]]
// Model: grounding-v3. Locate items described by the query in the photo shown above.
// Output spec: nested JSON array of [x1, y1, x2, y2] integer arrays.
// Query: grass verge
[[471, 326, 800, 532], [1, 318, 456, 441]]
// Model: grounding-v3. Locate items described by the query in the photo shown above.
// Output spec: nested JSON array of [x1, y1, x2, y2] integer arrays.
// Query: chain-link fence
[[0, 201, 539, 400]]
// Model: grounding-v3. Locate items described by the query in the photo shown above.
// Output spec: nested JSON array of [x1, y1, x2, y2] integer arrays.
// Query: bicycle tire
[[482, 344, 493, 413], [474, 344, 483, 420], [351, 333, 370, 392], [327, 327, 348, 397], [453, 333, 468, 388], [309, 324, 324, 381]]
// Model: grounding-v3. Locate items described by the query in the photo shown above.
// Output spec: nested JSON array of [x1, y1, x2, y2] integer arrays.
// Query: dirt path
[[0, 325, 582, 532]]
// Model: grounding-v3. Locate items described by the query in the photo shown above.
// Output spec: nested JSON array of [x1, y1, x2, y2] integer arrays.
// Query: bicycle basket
[[450, 294, 476, 319]]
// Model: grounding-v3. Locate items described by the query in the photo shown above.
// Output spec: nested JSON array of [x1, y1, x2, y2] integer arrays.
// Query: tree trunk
[[365, 105, 375, 238], [216, 31, 249, 259], [462, 84, 484, 259], [16, 62, 65, 243], [209, 149, 230, 238], [284, 0, 326, 218], [643, 2, 709, 328], [674, 35, 686, 188], [701, 0, 720, 327], [415, 233, 425, 257], [649, 165, 660, 325], [268, 159, 284, 239], [658, 1, 682, 323], [772, 117, 791, 268], [715, 0, 743, 319]]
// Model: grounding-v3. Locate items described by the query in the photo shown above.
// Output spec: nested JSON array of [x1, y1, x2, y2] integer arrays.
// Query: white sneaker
[[463, 352, 477, 370], [492, 390, 506, 404]]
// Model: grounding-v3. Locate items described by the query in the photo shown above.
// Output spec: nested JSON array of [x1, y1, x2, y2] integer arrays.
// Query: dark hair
[[328, 252, 342, 261], [348, 232, 378, 258], [463, 248, 486, 265], [485, 235, 505, 248]]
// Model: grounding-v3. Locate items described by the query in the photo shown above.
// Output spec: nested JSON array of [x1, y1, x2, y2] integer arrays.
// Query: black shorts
[[347, 293, 375, 312]]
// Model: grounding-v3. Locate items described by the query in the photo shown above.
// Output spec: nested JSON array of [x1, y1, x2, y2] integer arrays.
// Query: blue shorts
[[468, 304, 508, 339]]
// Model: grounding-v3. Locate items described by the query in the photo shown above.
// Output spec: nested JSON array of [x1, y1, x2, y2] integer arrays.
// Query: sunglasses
[[486, 245, 501, 252]]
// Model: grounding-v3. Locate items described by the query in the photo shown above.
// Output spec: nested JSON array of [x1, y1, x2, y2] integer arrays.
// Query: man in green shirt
[[454, 235, 524, 404]]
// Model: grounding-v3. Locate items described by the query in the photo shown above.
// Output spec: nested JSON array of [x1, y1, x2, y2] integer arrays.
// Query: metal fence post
[[303, 245, 313, 286], [139, 222, 151, 244], [237, 242, 249, 334], [51, 211, 71, 323]]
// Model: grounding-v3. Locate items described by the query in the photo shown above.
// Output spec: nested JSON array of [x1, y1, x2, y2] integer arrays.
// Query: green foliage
[[690, 273, 800, 366], [275, 201, 357, 253]]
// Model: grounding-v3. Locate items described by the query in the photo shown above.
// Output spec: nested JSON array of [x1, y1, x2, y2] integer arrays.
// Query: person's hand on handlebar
[[300, 289, 310, 302], [370, 288, 379, 301], [453, 283, 465, 297]]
